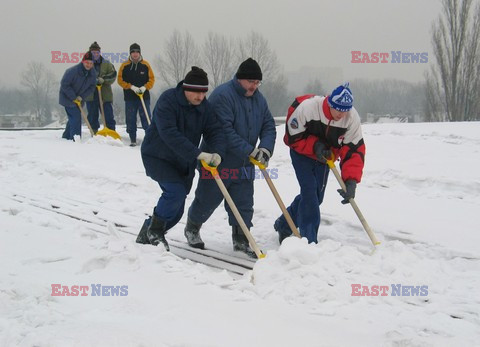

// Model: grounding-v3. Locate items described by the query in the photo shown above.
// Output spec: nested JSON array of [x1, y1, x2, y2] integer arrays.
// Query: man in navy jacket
[[137, 67, 225, 251], [186, 58, 276, 257], [59, 51, 97, 140]]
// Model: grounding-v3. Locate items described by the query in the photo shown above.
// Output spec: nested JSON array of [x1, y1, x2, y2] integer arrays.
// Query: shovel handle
[[249, 157, 301, 238], [249, 156, 266, 170], [200, 159, 219, 176], [200, 160, 265, 259], [326, 159, 380, 246], [137, 92, 151, 125]]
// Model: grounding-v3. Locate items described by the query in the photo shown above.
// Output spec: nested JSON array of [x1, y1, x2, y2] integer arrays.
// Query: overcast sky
[[0, 0, 442, 89]]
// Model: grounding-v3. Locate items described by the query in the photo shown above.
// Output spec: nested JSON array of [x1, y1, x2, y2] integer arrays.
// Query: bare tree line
[[425, 0, 480, 121], [154, 30, 291, 117], [7, 7, 480, 128]]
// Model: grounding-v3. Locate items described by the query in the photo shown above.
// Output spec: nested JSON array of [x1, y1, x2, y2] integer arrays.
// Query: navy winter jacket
[[59, 63, 97, 107], [204, 78, 276, 170], [141, 82, 225, 188]]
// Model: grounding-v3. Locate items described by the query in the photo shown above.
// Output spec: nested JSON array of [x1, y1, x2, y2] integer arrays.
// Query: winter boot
[[184, 218, 205, 249], [147, 214, 169, 251], [136, 218, 151, 244], [232, 225, 257, 259], [274, 218, 292, 245]]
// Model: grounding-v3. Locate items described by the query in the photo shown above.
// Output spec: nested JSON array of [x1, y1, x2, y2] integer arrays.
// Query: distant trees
[[154, 30, 290, 117], [154, 30, 200, 88], [303, 78, 326, 96], [352, 79, 425, 121], [21, 62, 57, 125], [202, 32, 236, 89], [425, 0, 480, 121]]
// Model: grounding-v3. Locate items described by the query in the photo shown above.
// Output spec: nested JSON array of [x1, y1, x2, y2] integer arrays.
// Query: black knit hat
[[236, 58, 262, 80], [82, 51, 94, 61], [89, 41, 101, 51], [130, 43, 141, 53], [182, 66, 209, 92]]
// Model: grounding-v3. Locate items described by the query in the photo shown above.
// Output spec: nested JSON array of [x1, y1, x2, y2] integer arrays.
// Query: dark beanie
[[236, 58, 262, 80], [182, 66, 209, 92], [89, 41, 101, 51], [82, 51, 94, 62], [130, 43, 141, 53]]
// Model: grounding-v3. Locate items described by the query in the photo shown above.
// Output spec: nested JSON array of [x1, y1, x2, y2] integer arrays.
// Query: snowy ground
[[1, 122, 479, 346]]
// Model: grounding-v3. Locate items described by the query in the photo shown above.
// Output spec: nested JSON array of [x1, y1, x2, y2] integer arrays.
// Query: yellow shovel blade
[[97, 127, 121, 140]]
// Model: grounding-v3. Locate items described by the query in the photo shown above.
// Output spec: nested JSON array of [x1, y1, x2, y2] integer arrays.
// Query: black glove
[[314, 141, 332, 164], [337, 179, 357, 204]]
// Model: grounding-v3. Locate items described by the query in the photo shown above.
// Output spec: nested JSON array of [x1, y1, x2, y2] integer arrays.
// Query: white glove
[[250, 148, 260, 159], [139, 86, 146, 93], [197, 152, 222, 167], [250, 147, 271, 167], [75, 96, 82, 102], [130, 85, 141, 94]]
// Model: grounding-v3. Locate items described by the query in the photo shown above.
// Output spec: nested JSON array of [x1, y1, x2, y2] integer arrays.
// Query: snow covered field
[[1, 122, 479, 346]]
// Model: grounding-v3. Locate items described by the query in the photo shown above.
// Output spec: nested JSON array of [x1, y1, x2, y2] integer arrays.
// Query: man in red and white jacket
[[274, 83, 366, 244]]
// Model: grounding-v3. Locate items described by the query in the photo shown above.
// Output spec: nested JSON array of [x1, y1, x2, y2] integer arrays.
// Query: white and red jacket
[[284, 95, 366, 183]]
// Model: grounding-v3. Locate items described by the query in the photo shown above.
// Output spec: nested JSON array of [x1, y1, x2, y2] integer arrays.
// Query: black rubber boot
[[136, 218, 151, 244], [184, 218, 205, 249], [232, 225, 257, 259], [147, 214, 169, 251], [274, 218, 292, 245]]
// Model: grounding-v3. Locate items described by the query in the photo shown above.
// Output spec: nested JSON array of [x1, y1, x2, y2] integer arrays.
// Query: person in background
[[117, 43, 155, 146], [185, 58, 276, 258], [59, 51, 97, 140], [274, 83, 366, 244], [85, 41, 117, 133], [136, 67, 225, 251]]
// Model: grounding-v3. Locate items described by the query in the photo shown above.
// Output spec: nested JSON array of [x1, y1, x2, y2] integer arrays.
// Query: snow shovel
[[74, 99, 94, 136], [201, 160, 265, 259], [325, 156, 380, 246], [249, 157, 301, 238], [137, 92, 151, 125], [95, 85, 121, 140]]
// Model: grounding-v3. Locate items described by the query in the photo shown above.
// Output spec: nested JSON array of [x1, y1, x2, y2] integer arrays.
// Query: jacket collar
[[232, 78, 256, 98], [77, 63, 93, 76], [322, 97, 333, 120]]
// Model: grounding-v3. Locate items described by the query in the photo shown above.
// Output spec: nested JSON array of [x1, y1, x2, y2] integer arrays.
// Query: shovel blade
[[97, 127, 121, 140]]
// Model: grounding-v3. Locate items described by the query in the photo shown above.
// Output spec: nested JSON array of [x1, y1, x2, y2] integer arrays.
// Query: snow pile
[[251, 237, 479, 344]]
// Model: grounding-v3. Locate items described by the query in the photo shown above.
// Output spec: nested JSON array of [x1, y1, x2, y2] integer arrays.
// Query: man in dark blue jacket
[[59, 51, 97, 140], [137, 67, 225, 251], [186, 58, 277, 257]]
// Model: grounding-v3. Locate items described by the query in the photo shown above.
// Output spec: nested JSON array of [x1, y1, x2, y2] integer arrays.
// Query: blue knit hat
[[328, 83, 354, 112]]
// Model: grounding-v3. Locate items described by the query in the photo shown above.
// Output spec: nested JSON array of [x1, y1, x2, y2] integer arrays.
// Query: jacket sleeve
[[214, 94, 255, 157], [202, 105, 226, 159], [102, 63, 117, 85], [154, 96, 201, 161], [257, 98, 276, 155], [143, 61, 155, 90], [60, 69, 77, 102], [338, 111, 365, 183], [117, 62, 131, 89], [285, 105, 318, 159]]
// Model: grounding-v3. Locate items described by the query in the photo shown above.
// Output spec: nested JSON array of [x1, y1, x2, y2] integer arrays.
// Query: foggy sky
[[0, 0, 442, 90]]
